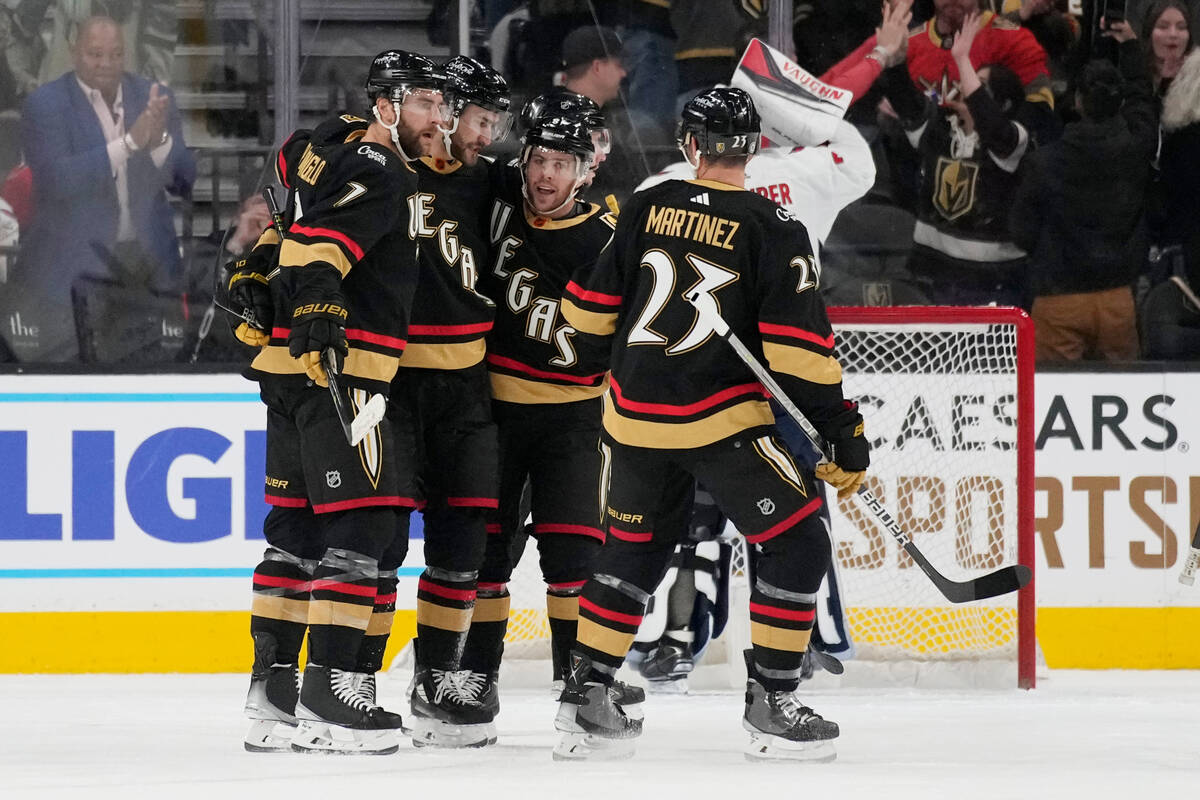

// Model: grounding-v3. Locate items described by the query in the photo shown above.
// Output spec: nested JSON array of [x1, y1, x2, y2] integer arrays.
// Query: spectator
[[558, 26, 627, 108], [1010, 26, 1157, 362], [1159, 46, 1200, 290], [883, 11, 1033, 306], [17, 14, 194, 362], [598, 0, 678, 142], [671, 0, 758, 118], [1140, 0, 1194, 102]]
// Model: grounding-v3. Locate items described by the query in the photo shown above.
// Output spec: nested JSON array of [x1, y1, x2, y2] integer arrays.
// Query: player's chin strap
[[438, 115, 460, 160], [373, 101, 419, 162]]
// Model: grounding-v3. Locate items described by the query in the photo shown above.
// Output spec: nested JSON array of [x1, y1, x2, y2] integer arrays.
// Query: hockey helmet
[[521, 91, 610, 155], [365, 50, 445, 102], [677, 87, 761, 158], [442, 55, 513, 141]]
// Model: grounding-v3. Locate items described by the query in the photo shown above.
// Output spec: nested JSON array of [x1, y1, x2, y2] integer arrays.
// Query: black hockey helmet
[[676, 87, 761, 158], [521, 90, 610, 154], [443, 55, 511, 115], [522, 115, 596, 164], [365, 50, 445, 102]]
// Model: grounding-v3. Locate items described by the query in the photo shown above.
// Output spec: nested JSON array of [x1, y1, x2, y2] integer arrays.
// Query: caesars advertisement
[[1, 371, 1197, 670]]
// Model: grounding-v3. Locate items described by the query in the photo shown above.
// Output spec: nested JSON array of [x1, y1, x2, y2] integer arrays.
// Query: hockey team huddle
[[230, 40, 880, 763]]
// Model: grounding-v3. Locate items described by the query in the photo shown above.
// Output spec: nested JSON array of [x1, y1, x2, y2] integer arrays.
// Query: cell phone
[[1100, 0, 1127, 27]]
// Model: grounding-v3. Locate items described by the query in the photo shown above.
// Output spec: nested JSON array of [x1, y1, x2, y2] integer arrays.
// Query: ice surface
[[4, 670, 1196, 799]]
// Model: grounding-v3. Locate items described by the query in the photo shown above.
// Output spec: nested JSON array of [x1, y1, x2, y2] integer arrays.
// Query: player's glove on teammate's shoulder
[[814, 400, 869, 500], [223, 253, 275, 347], [287, 268, 348, 388]]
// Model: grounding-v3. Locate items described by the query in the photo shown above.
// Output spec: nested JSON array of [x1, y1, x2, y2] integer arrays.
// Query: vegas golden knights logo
[[933, 157, 979, 222]]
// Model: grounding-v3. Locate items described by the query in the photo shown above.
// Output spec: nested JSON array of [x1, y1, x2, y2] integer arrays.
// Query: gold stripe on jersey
[[309, 599, 373, 629], [255, 227, 282, 249], [675, 47, 737, 61], [546, 594, 580, 622], [602, 394, 774, 449], [762, 342, 843, 385], [752, 436, 807, 497], [251, 345, 400, 385], [251, 595, 309, 624], [396, 340, 486, 370], [472, 595, 512, 623], [685, 178, 742, 192], [561, 298, 618, 336], [577, 617, 637, 658], [417, 599, 472, 632], [490, 372, 608, 405], [365, 610, 394, 635], [751, 620, 812, 652], [279, 239, 353, 277], [524, 203, 602, 230]]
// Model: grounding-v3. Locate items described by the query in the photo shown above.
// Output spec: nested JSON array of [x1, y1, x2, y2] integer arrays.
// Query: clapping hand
[[875, 0, 914, 67], [127, 83, 169, 150], [951, 11, 983, 64]]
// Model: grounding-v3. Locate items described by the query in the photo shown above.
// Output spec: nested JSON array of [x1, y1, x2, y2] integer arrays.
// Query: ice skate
[[742, 650, 838, 763], [637, 642, 694, 694], [350, 671, 377, 706], [243, 663, 300, 753], [456, 669, 500, 745], [291, 664, 403, 755], [407, 667, 494, 748], [552, 654, 642, 761]]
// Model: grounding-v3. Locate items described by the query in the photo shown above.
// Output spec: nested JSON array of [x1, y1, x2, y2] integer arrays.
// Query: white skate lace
[[430, 669, 481, 706], [774, 690, 818, 724], [330, 669, 372, 712], [453, 670, 488, 702]]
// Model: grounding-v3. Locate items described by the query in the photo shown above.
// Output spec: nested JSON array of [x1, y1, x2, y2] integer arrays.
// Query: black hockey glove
[[288, 285, 349, 388], [223, 253, 274, 347], [814, 400, 870, 500]]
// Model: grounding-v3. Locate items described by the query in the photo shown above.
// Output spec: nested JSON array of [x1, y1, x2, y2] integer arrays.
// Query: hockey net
[[498, 306, 1036, 689]]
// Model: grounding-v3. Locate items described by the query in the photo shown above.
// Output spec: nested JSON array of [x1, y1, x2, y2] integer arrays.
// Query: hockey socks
[[250, 546, 315, 667], [574, 574, 650, 677], [748, 578, 819, 690], [415, 566, 477, 668], [546, 581, 585, 680], [460, 583, 510, 675], [308, 548, 378, 670]]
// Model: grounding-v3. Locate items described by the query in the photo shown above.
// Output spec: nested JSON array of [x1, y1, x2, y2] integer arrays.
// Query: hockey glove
[[288, 295, 349, 388], [815, 401, 870, 501], [223, 255, 274, 347]]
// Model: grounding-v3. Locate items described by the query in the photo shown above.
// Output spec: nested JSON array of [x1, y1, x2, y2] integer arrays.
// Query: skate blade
[[406, 716, 493, 748], [289, 720, 400, 755], [553, 732, 637, 761], [243, 719, 298, 753], [744, 732, 837, 763]]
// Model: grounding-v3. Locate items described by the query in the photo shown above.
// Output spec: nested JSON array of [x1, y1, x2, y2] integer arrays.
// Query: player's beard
[[396, 123, 431, 159]]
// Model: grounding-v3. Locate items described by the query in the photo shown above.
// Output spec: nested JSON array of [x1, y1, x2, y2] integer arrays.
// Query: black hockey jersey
[[248, 114, 419, 395], [479, 163, 617, 404], [562, 178, 849, 449], [396, 155, 496, 371]]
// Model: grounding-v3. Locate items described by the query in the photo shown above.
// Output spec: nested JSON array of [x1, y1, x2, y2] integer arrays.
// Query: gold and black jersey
[[562, 178, 849, 449], [248, 114, 419, 395], [396, 155, 496, 372], [478, 163, 617, 405]]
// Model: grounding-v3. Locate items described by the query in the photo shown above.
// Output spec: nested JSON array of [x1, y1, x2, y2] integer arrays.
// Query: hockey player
[[556, 88, 869, 762], [389, 55, 512, 748], [519, 89, 613, 192], [239, 49, 445, 755], [455, 110, 628, 739]]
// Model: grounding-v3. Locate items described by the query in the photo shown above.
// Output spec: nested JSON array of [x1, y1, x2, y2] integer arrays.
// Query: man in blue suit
[[15, 14, 194, 362]]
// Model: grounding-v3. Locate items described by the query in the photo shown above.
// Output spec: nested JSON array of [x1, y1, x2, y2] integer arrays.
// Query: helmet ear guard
[[675, 87, 762, 159]]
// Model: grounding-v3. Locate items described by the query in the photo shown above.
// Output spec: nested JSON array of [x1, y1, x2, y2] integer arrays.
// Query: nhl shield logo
[[325, 470, 342, 489], [933, 156, 979, 222], [756, 497, 776, 515]]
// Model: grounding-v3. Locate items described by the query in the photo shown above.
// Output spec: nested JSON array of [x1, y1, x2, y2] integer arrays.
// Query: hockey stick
[[321, 347, 386, 447], [1178, 523, 1200, 586], [684, 291, 1031, 603]]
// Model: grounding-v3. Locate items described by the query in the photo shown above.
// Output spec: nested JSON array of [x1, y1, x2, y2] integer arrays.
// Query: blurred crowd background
[[0, 0, 1196, 365]]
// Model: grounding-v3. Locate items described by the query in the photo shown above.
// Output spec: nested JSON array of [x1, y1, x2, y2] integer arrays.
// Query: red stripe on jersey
[[289, 223, 365, 261], [311, 579, 377, 598], [265, 494, 308, 508], [579, 597, 643, 626], [532, 523, 606, 541], [311, 496, 417, 513], [566, 280, 622, 307], [346, 328, 407, 349], [609, 376, 766, 417], [608, 525, 652, 543], [547, 580, 589, 591], [748, 602, 815, 622], [758, 322, 835, 350], [408, 322, 494, 336], [745, 497, 824, 543], [252, 574, 310, 590], [375, 593, 397, 605], [477, 582, 507, 592], [417, 579, 477, 603], [277, 150, 290, 189], [448, 496, 500, 509], [486, 353, 605, 385]]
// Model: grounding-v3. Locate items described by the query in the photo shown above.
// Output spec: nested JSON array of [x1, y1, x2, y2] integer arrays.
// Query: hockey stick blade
[[322, 348, 383, 447], [683, 290, 1031, 604], [348, 393, 386, 447]]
